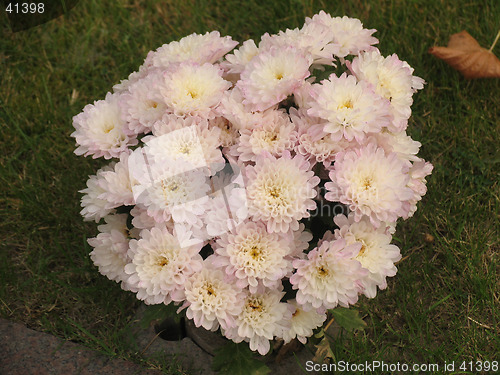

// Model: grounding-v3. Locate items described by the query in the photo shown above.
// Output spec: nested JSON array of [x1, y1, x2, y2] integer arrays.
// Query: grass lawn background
[[1, 0, 498, 373]]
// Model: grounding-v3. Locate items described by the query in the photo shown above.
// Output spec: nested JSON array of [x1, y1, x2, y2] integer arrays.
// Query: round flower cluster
[[73, 11, 432, 356]]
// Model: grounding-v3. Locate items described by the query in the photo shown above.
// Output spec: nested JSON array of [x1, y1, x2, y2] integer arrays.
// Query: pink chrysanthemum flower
[[221, 39, 260, 76], [125, 226, 204, 305], [113, 67, 147, 94], [308, 73, 391, 142], [245, 152, 320, 233], [371, 130, 422, 163], [290, 238, 365, 310], [130, 204, 160, 230], [203, 172, 249, 238], [283, 222, 313, 259], [177, 256, 244, 331], [145, 31, 238, 68], [349, 50, 425, 132], [292, 80, 315, 110], [237, 46, 312, 111], [139, 165, 211, 225], [404, 159, 433, 219], [307, 11, 378, 58], [204, 189, 247, 238], [334, 213, 401, 298], [159, 63, 231, 118], [119, 70, 168, 135], [214, 221, 293, 293], [291, 108, 349, 164], [150, 117, 224, 173], [282, 299, 327, 344], [96, 213, 137, 238], [231, 109, 298, 162], [209, 117, 240, 148], [88, 214, 132, 284], [216, 87, 269, 131], [325, 143, 414, 227], [223, 288, 292, 355], [79, 164, 116, 222], [258, 21, 337, 66], [98, 152, 136, 208], [72, 92, 138, 159]]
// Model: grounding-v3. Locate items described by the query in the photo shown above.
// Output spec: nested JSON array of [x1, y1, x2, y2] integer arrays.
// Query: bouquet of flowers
[[72, 11, 432, 356]]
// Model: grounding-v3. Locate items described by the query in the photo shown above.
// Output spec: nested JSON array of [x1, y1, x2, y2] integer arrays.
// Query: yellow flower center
[[103, 123, 114, 134], [205, 283, 215, 296], [338, 99, 353, 110], [187, 89, 199, 99], [356, 239, 369, 260], [362, 177, 373, 190], [157, 256, 169, 267], [269, 188, 280, 199], [249, 245, 262, 260], [317, 266, 329, 277], [248, 300, 264, 312]]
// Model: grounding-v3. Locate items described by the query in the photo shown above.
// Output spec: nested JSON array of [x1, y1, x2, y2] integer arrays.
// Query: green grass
[[1, 0, 499, 374]]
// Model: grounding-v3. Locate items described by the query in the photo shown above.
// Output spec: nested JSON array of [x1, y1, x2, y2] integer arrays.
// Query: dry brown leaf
[[429, 30, 500, 79]]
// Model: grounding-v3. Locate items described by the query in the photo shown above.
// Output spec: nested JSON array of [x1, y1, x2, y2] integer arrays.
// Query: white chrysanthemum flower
[[112, 64, 149, 94], [125, 226, 203, 305], [214, 221, 293, 293], [139, 165, 211, 225], [204, 172, 249, 238], [95, 212, 130, 237], [145, 31, 238, 68], [404, 159, 433, 219], [119, 70, 168, 135], [334, 214, 401, 298], [221, 39, 260, 75], [371, 130, 422, 162], [88, 214, 131, 283], [290, 238, 365, 310], [150, 113, 199, 136], [237, 46, 312, 111], [130, 204, 160, 230], [178, 257, 244, 331], [159, 63, 231, 118], [258, 21, 337, 66], [98, 152, 136, 207], [71, 92, 137, 159], [282, 300, 327, 344], [224, 289, 292, 355], [292, 79, 315, 110], [150, 116, 224, 173], [307, 11, 378, 58], [291, 108, 349, 164], [216, 87, 269, 130], [325, 143, 414, 227], [349, 50, 425, 132], [79, 164, 116, 222], [297, 128, 347, 164], [209, 117, 239, 148], [308, 73, 391, 142], [245, 152, 320, 233], [231, 109, 297, 161], [204, 193, 237, 238], [284, 223, 313, 259]]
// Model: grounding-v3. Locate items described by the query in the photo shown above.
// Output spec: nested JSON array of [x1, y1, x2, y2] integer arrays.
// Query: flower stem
[[324, 316, 335, 331], [488, 30, 500, 53]]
